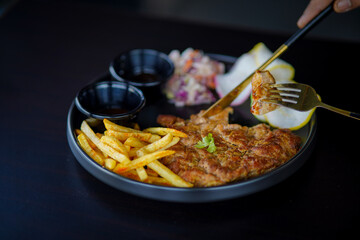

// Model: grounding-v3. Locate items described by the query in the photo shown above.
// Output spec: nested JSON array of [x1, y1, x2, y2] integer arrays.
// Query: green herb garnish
[[195, 133, 216, 153]]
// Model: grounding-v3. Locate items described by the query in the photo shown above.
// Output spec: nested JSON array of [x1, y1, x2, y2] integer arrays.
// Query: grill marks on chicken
[[157, 108, 302, 187]]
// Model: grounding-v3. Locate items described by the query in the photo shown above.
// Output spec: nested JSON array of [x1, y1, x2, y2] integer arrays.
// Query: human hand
[[297, 0, 360, 28]]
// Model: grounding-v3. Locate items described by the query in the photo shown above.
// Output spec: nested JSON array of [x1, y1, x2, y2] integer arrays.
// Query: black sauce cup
[[109, 49, 174, 102], [75, 80, 145, 126]]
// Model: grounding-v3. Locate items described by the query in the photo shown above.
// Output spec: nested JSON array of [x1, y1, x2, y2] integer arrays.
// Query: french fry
[[146, 168, 159, 177], [96, 133, 104, 139], [124, 137, 147, 148], [76, 129, 97, 149], [135, 136, 179, 160], [78, 119, 193, 188], [101, 135, 129, 158], [114, 150, 175, 173], [106, 129, 160, 143], [136, 133, 173, 156], [158, 136, 180, 151], [128, 147, 140, 158], [148, 134, 161, 143], [77, 133, 105, 165], [147, 160, 193, 187], [145, 176, 172, 186], [106, 130, 150, 141], [136, 167, 148, 181], [94, 148, 106, 159], [104, 119, 142, 133], [133, 123, 140, 130], [100, 134, 149, 180], [75, 129, 83, 136], [85, 118, 102, 127], [118, 169, 140, 181], [104, 158, 117, 170], [81, 121, 131, 165], [124, 145, 131, 152], [143, 127, 188, 138], [96, 133, 108, 157], [119, 169, 172, 186]]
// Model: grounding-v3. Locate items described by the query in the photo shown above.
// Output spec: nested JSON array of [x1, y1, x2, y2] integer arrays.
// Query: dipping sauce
[[110, 49, 174, 88], [122, 72, 160, 84], [132, 73, 158, 83], [93, 107, 129, 115], [75, 80, 145, 123]]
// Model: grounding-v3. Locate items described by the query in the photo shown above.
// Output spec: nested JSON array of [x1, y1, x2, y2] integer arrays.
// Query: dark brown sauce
[[94, 108, 129, 115], [128, 73, 158, 83]]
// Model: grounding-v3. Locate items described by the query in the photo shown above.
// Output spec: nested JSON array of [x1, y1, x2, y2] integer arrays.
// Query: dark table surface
[[1, 0, 359, 239]]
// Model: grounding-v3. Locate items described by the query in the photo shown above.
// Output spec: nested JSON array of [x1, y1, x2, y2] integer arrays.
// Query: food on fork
[[251, 70, 280, 115], [250, 76, 316, 130], [157, 107, 302, 187]]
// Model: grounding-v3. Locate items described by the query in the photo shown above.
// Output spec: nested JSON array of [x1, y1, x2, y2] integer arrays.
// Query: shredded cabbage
[[165, 48, 224, 106]]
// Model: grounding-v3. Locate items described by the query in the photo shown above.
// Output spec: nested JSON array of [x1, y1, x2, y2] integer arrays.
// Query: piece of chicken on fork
[[251, 70, 280, 115]]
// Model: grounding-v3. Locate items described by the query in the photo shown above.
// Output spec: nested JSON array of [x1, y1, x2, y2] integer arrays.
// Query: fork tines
[[266, 83, 301, 105]]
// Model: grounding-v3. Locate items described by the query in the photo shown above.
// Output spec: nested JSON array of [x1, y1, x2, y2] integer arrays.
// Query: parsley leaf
[[195, 133, 216, 153], [207, 140, 216, 153]]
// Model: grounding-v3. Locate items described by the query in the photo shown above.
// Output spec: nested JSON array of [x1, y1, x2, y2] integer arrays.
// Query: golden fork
[[264, 83, 360, 120], [202, 4, 333, 118]]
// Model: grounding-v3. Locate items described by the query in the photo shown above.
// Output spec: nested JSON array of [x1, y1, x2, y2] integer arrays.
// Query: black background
[[1, 0, 359, 239]]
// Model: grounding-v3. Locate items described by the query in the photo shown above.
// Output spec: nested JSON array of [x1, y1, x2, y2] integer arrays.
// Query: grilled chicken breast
[[157, 108, 301, 187]]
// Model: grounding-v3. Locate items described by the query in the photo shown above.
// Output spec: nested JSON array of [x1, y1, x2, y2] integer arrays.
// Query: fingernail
[[337, 0, 352, 12], [297, 15, 306, 28]]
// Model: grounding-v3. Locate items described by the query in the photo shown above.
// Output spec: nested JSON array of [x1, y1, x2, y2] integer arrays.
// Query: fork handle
[[319, 102, 360, 120]]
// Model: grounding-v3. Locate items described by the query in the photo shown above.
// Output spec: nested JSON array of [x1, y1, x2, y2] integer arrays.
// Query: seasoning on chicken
[[251, 70, 280, 115], [157, 107, 302, 187]]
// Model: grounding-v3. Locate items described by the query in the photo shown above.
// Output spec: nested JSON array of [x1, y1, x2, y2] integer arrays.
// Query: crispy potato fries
[[77, 119, 193, 188], [143, 127, 188, 138]]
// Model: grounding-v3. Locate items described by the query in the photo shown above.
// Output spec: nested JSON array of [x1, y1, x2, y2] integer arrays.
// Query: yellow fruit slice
[[264, 107, 315, 130], [215, 53, 257, 105], [249, 42, 295, 81], [248, 42, 264, 57], [266, 64, 295, 82]]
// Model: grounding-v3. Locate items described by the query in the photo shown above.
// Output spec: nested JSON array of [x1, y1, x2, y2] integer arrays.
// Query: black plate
[[66, 54, 317, 203]]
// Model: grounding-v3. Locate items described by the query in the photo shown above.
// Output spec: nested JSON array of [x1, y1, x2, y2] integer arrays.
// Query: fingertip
[[297, 15, 307, 29], [334, 0, 352, 12]]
